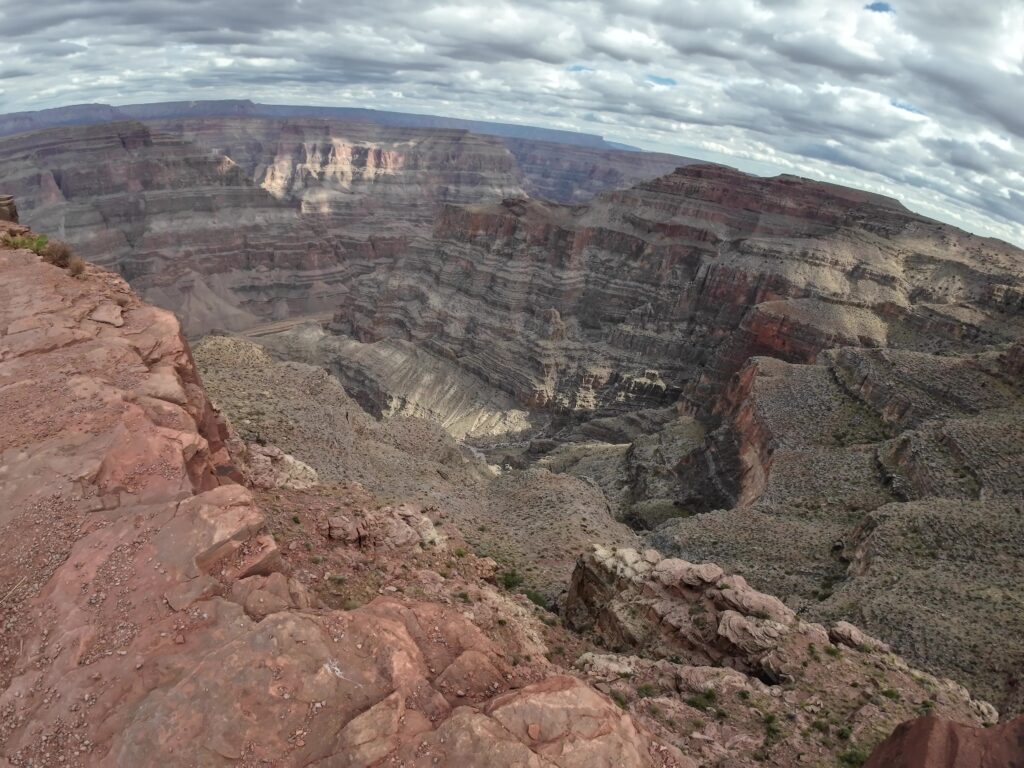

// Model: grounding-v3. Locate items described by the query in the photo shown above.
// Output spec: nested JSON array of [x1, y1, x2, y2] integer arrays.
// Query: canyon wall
[[334, 164, 1024, 413], [4, 111, 1024, 727], [5, 218, 997, 767], [0, 220, 690, 768], [0, 115, 693, 338], [0, 119, 525, 335]]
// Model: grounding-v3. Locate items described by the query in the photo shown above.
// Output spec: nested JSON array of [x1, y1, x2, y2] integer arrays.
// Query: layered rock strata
[[0, 115, 693, 338], [0, 119, 527, 336], [0, 229, 683, 767], [331, 164, 1024, 414], [6, 219, 1022, 767]]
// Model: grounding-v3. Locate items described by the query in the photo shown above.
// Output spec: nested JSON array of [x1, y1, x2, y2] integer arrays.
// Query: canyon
[[1, 102, 1023, 766], [0, 105, 693, 337]]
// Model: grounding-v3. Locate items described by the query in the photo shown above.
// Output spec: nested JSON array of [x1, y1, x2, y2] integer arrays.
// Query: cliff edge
[[0, 221, 683, 767]]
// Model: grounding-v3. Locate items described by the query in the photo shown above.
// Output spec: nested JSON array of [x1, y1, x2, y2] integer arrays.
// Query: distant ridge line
[[0, 98, 624, 150]]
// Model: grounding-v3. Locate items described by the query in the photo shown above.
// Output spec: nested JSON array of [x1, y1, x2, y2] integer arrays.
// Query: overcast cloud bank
[[0, 0, 1021, 245]]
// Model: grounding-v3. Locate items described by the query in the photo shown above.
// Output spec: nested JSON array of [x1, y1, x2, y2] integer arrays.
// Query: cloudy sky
[[0, 0, 1022, 246]]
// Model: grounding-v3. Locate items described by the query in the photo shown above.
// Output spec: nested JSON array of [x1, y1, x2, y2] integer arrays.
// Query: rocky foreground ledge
[[0, 219, 1020, 767], [0, 223, 684, 767]]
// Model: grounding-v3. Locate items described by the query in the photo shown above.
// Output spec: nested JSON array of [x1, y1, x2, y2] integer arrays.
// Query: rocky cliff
[[237, 162, 1024, 712], [322, 164, 1024, 417], [0, 119, 525, 336], [0, 221, 687, 767], [863, 714, 1024, 767], [561, 546, 996, 767], [648, 341, 1024, 713], [0, 116, 692, 338], [5, 220, 1018, 766]]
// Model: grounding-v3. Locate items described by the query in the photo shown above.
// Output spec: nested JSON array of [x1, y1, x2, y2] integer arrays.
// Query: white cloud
[[0, 0, 1021, 246]]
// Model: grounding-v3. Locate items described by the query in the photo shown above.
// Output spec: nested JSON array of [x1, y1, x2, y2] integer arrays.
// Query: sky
[[0, 0, 1022, 247]]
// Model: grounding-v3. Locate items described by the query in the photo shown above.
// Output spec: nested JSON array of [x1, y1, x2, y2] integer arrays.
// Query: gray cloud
[[0, 0, 1021, 245]]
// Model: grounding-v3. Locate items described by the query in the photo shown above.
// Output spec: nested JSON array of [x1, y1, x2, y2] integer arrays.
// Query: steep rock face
[[864, 715, 1024, 768], [336, 164, 1024, 414], [563, 546, 996, 766], [0, 230, 684, 767], [0, 117, 697, 338], [0, 119, 526, 336]]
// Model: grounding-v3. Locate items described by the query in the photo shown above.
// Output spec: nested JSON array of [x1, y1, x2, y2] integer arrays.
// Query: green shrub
[[838, 747, 871, 767], [500, 570, 524, 590], [610, 690, 629, 709], [685, 689, 717, 711], [2, 233, 48, 254], [524, 589, 547, 608]]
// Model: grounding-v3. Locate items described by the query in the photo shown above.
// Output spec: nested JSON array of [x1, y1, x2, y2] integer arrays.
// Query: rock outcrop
[[0, 228, 683, 767], [0, 194, 17, 223], [564, 546, 998, 766], [864, 715, 1024, 768], [650, 341, 1024, 712]]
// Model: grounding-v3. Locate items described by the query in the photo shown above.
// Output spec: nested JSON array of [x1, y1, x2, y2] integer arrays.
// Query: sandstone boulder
[[865, 715, 1024, 768]]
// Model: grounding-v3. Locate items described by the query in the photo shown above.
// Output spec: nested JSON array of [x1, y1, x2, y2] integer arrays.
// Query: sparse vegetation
[[762, 713, 781, 742], [685, 688, 717, 711], [0, 233, 83, 275], [838, 746, 871, 767], [2, 232, 48, 254], [499, 569, 524, 590], [524, 588, 547, 608], [43, 239, 73, 267]]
